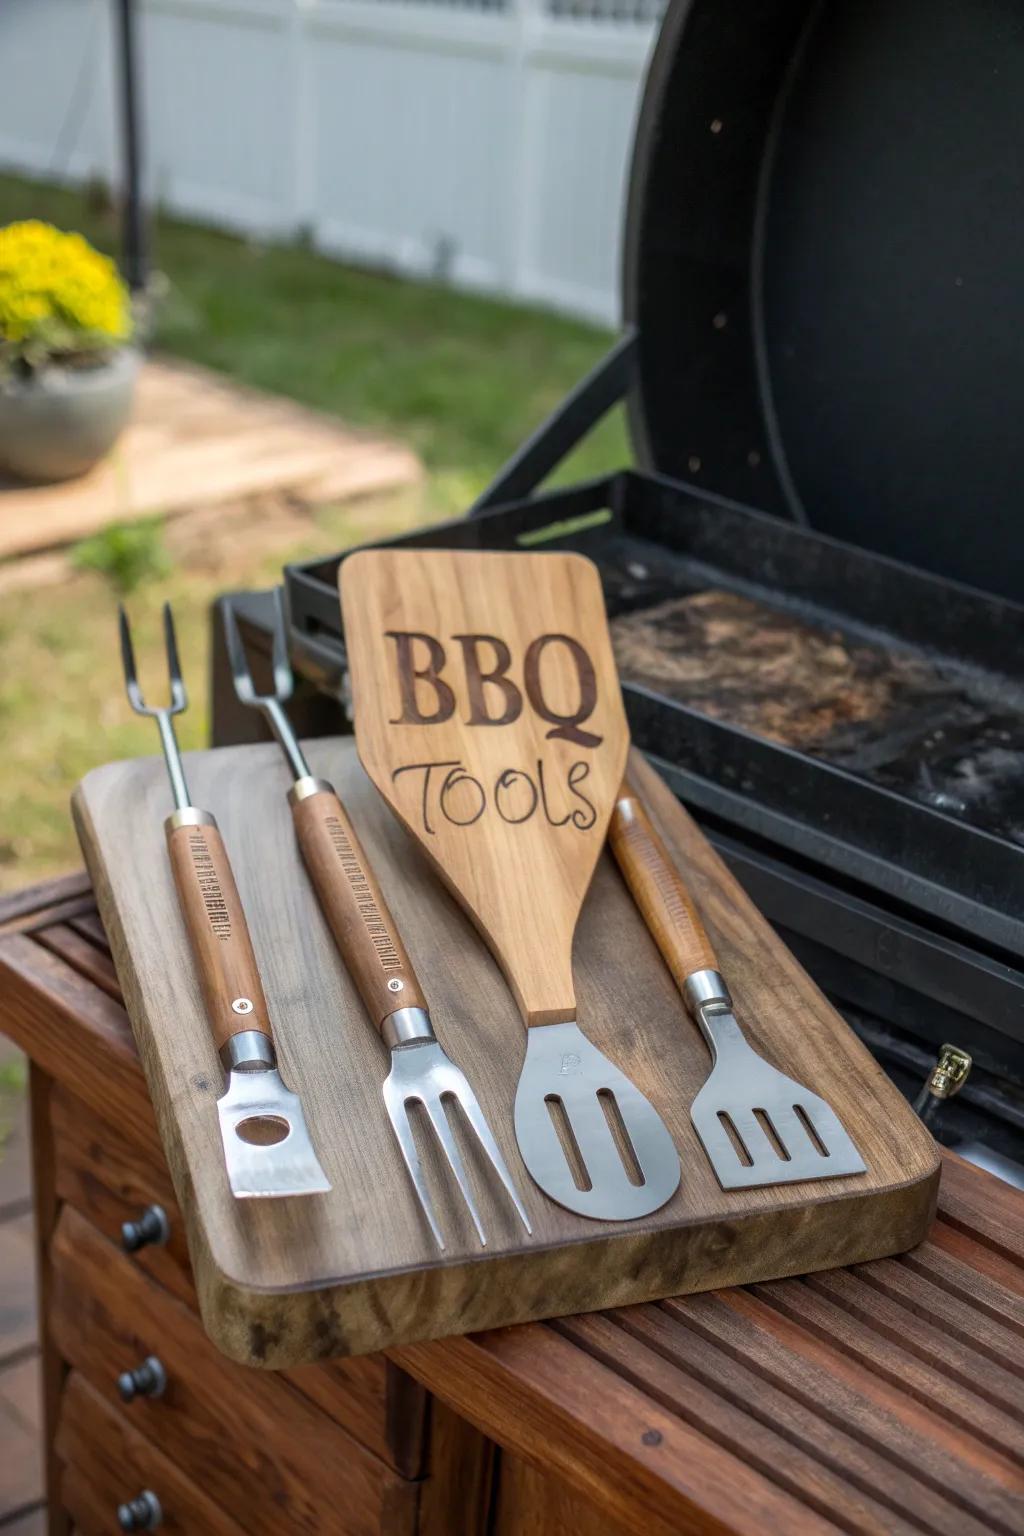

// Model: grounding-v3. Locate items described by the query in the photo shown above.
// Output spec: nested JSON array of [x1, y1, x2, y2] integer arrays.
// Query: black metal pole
[[114, 0, 147, 292]]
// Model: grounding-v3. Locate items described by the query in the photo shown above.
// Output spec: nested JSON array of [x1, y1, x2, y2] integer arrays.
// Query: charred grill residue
[[612, 590, 1024, 842]]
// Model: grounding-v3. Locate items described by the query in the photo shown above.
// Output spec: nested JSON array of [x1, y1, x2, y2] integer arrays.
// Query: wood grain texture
[[416, 1400, 496, 1536], [71, 738, 937, 1366], [57, 1371, 250, 1536], [395, 1323, 845, 1536], [291, 785, 429, 1029], [492, 1453, 633, 1536], [14, 1068, 52, 1536], [340, 549, 631, 1027], [396, 1168, 1024, 1536], [50, 1207, 418, 1536], [50, 1081, 195, 1307], [50, 1083, 417, 1473], [3, 893, 1022, 1536], [0, 872, 93, 937], [0, 936, 153, 1151], [609, 777, 719, 981], [166, 818, 274, 1055]]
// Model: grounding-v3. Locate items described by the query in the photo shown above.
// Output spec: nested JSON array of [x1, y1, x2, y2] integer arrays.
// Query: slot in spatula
[[609, 778, 867, 1190]]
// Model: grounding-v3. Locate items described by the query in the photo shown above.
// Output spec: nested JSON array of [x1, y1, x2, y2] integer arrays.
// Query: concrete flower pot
[[0, 348, 139, 483]]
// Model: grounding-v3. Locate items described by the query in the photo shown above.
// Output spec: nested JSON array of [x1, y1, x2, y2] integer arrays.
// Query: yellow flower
[[0, 220, 131, 352]]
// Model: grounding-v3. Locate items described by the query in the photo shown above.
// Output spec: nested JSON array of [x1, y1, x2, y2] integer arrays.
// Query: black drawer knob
[[118, 1355, 167, 1402], [117, 1491, 162, 1530], [121, 1205, 170, 1253]]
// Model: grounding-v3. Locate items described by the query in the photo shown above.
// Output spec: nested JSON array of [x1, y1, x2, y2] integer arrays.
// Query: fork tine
[[456, 1092, 533, 1236], [222, 599, 255, 701], [268, 589, 294, 702], [384, 1091, 446, 1251], [118, 603, 145, 711], [223, 592, 294, 705], [423, 1097, 487, 1248], [162, 602, 188, 713]]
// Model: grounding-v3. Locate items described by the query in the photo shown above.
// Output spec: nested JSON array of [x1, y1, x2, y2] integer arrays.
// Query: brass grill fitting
[[928, 1044, 972, 1101]]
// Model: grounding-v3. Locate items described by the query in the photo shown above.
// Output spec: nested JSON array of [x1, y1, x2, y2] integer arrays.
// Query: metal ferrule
[[683, 969, 748, 1065], [220, 1030, 276, 1072], [288, 775, 334, 804], [683, 968, 732, 1016], [382, 1007, 436, 1050], [166, 806, 216, 831]]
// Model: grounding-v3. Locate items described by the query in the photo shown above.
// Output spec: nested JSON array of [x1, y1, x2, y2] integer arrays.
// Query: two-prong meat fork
[[222, 592, 531, 1249], [119, 603, 329, 1199]]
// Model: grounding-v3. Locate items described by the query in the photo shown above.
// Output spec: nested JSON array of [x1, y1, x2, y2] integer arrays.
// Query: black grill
[[218, 0, 1024, 1183]]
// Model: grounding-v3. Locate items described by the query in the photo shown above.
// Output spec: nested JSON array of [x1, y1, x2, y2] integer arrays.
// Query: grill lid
[[624, 0, 1024, 603]]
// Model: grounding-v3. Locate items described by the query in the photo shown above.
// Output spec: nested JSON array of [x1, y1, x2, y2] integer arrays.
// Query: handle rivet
[[387, 978, 404, 993], [231, 997, 254, 1015]]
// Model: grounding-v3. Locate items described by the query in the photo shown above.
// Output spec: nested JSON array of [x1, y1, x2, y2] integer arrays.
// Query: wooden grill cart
[[2, 873, 1023, 1533]]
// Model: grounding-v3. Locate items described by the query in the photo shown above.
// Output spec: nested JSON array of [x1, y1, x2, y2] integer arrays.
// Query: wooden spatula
[[340, 548, 680, 1220]]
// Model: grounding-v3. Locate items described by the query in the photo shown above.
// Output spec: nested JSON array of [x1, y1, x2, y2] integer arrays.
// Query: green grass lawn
[[0, 174, 627, 891], [0, 175, 627, 511]]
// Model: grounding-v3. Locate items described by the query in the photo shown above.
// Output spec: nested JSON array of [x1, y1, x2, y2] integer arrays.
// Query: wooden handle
[[291, 784, 429, 1031], [165, 814, 273, 1055], [608, 777, 719, 990]]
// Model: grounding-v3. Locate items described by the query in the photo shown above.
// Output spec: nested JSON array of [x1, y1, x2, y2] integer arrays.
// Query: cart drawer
[[57, 1370, 248, 1536], [49, 1205, 419, 1536], [50, 1079, 424, 1470], [51, 1080, 193, 1305]]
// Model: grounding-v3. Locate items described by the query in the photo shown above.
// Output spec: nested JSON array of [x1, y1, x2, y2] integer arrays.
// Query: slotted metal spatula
[[609, 777, 866, 1190]]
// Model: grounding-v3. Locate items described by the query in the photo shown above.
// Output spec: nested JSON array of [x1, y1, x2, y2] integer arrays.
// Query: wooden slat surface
[[1, 876, 1022, 1535]]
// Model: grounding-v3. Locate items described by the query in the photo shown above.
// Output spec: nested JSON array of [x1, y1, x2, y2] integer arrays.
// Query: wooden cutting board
[[73, 740, 939, 1368]]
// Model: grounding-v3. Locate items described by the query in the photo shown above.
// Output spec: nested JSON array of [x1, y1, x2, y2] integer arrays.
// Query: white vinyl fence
[[0, 0, 661, 324]]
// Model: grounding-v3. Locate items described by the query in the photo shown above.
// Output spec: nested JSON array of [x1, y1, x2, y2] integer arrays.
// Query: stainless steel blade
[[216, 1067, 331, 1198], [514, 1021, 681, 1219], [690, 1003, 867, 1191]]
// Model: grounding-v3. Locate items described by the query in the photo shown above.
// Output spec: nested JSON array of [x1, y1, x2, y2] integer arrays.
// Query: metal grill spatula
[[609, 778, 866, 1190]]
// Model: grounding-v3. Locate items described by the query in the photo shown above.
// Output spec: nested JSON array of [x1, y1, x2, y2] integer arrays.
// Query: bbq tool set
[[115, 551, 866, 1247]]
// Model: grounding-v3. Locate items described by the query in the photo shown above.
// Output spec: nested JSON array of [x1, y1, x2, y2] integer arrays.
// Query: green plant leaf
[[71, 517, 172, 595]]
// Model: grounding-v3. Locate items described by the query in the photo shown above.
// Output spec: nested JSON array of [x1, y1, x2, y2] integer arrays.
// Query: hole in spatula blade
[[545, 1096, 593, 1192], [597, 1089, 644, 1187], [717, 1112, 753, 1167], [235, 1114, 291, 1147], [754, 1109, 791, 1162], [794, 1104, 830, 1158]]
